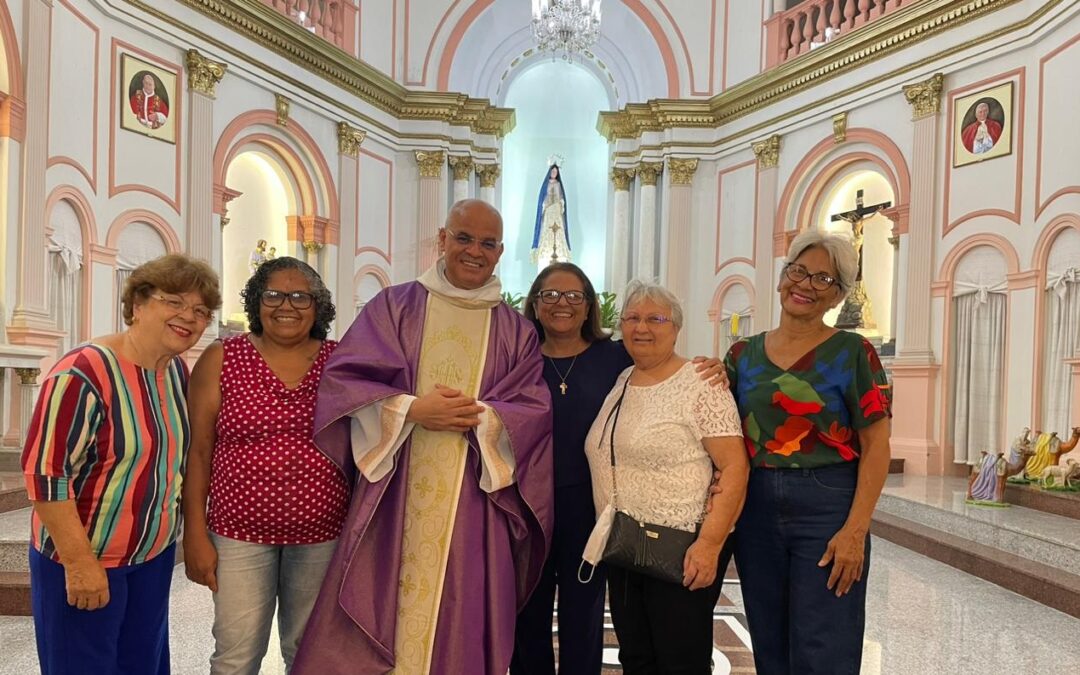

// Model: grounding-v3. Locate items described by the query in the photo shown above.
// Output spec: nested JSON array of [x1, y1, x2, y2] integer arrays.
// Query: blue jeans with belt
[[734, 463, 870, 675]]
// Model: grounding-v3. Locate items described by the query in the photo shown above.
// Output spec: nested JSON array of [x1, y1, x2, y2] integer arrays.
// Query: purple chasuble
[[293, 281, 553, 675]]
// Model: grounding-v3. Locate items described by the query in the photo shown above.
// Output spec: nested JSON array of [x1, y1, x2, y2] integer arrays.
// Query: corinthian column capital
[[448, 155, 474, 181], [611, 167, 636, 191], [185, 49, 227, 97], [637, 161, 663, 187], [752, 135, 781, 169], [475, 162, 501, 188], [667, 158, 699, 186], [337, 122, 366, 157], [415, 150, 446, 178], [903, 73, 944, 120]]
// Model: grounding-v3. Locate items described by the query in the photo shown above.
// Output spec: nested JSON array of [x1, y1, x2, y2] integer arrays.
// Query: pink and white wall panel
[[1035, 31, 1080, 221], [357, 146, 394, 264], [48, 0, 98, 193], [715, 160, 757, 274], [360, 0, 398, 79]]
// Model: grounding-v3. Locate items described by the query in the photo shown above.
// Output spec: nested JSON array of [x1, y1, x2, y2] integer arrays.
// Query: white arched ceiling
[[442, 0, 675, 105]]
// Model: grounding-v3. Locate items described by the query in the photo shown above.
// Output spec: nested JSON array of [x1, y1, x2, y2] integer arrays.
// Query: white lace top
[[584, 362, 743, 532]]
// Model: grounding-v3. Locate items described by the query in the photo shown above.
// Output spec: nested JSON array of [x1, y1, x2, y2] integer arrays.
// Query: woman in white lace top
[[584, 281, 748, 674]]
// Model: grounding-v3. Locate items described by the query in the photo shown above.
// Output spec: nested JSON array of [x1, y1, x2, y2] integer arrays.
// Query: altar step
[[0, 506, 30, 615], [871, 475, 1080, 619]]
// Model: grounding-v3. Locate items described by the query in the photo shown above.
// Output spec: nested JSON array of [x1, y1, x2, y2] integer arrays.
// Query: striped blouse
[[22, 344, 189, 567]]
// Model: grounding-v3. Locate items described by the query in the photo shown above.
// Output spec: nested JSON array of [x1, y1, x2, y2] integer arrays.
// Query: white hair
[[785, 229, 859, 297], [621, 279, 684, 329]]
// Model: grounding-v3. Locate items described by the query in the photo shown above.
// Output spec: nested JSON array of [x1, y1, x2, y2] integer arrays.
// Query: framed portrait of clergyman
[[952, 81, 1012, 167], [119, 53, 177, 144]]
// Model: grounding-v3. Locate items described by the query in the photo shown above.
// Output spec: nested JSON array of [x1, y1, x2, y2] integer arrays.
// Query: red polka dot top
[[207, 335, 350, 545]]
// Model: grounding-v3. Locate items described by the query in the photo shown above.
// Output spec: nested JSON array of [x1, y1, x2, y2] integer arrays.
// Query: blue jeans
[[209, 534, 337, 675], [734, 463, 870, 675], [30, 543, 174, 675]]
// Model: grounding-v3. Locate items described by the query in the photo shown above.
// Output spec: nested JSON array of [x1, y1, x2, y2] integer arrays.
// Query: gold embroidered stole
[[393, 294, 491, 674]]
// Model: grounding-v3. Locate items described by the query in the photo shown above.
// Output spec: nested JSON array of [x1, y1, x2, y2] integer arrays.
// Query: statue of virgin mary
[[531, 163, 571, 266]]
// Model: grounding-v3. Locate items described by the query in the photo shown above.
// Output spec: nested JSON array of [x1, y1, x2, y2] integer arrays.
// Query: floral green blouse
[[723, 330, 892, 469]]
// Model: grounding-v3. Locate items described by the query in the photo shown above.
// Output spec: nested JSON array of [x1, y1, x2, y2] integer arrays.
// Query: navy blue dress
[[511, 339, 633, 675]]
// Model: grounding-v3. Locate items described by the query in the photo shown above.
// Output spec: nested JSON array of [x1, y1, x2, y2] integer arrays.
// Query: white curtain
[[115, 222, 168, 332], [47, 202, 84, 353], [1043, 276, 1079, 435], [951, 292, 1007, 465]]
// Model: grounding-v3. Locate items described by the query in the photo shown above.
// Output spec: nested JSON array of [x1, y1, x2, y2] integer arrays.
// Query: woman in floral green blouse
[[724, 229, 892, 675]]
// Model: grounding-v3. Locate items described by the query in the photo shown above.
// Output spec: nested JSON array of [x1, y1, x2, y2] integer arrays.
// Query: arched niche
[[113, 221, 170, 331], [709, 275, 756, 357], [221, 150, 298, 327], [813, 168, 896, 341], [353, 265, 390, 316], [500, 60, 611, 297], [47, 200, 86, 353], [945, 243, 1010, 466], [1037, 224, 1080, 435]]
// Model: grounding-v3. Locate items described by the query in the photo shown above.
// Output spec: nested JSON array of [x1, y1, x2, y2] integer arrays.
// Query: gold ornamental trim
[[903, 73, 945, 120], [597, 0, 1046, 142], [475, 163, 500, 188], [610, 167, 636, 191], [275, 94, 290, 126], [415, 150, 446, 178], [448, 155, 475, 181], [337, 121, 367, 157], [15, 367, 41, 385], [141, 0, 514, 137], [637, 162, 663, 187], [667, 158, 698, 186], [752, 135, 781, 169], [832, 112, 848, 144], [185, 49, 227, 97]]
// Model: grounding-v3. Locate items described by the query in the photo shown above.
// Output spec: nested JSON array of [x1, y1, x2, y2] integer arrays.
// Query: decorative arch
[[221, 134, 316, 217], [937, 232, 1021, 284], [435, 0, 681, 97], [212, 110, 339, 224], [708, 274, 756, 357], [45, 185, 97, 342], [106, 209, 182, 253], [776, 129, 912, 252], [353, 264, 392, 292], [0, 0, 23, 98], [1030, 213, 1080, 426]]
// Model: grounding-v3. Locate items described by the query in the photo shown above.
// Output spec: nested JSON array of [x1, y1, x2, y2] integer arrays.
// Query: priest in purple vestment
[[293, 200, 554, 675]]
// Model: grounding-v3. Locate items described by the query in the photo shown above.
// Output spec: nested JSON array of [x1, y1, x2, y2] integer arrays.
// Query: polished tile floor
[[1, 536, 1078, 674]]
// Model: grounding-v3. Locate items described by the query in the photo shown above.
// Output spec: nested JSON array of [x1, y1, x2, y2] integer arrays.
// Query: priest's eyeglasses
[[151, 294, 214, 323], [537, 290, 587, 305], [783, 263, 839, 291], [261, 290, 315, 310], [444, 227, 501, 252]]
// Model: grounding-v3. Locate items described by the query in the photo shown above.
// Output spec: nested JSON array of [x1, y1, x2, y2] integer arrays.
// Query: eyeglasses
[[151, 294, 213, 323], [783, 263, 840, 292], [619, 313, 674, 327], [261, 290, 315, 310], [444, 227, 501, 252], [537, 289, 587, 305]]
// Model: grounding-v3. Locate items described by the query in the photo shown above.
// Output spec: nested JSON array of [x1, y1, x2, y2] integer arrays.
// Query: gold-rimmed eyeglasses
[[151, 294, 214, 323]]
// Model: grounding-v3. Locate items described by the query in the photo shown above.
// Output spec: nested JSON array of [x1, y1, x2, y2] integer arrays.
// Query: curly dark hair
[[524, 262, 609, 344], [241, 257, 335, 339]]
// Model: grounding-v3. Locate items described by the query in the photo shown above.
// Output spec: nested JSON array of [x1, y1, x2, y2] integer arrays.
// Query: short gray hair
[[621, 280, 684, 329], [785, 229, 859, 297]]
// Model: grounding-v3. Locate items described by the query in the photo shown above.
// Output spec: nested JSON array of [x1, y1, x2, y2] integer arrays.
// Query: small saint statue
[[531, 163, 571, 269], [250, 239, 268, 275]]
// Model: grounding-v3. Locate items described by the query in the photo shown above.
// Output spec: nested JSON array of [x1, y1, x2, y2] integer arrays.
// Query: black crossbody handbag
[[600, 373, 698, 585]]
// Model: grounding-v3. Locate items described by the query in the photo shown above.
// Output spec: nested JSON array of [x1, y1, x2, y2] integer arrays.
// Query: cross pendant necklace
[[548, 355, 578, 396]]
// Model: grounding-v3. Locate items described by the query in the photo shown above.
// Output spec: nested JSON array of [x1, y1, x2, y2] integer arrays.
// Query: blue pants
[[511, 484, 607, 675], [734, 464, 870, 675], [30, 543, 175, 675], [209, 534, 337, 675]]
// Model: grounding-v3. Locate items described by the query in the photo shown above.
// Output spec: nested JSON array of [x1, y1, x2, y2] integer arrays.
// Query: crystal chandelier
[[531, 0, 602, 58]]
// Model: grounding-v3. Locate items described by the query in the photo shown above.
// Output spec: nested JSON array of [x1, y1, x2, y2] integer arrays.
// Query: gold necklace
[[548, 355, 578, 396]]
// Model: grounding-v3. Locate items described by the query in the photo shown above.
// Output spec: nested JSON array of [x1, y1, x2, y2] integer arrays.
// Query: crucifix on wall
[[830, 189, 891, 330]]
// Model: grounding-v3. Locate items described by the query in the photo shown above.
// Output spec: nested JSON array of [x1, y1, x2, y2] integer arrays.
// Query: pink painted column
[[336, 122, 365, 336], [414, 150, 446, 274], [891, 73, 944, 475], [9, 0, 53, 336], [752, 135, 781, 328], [664, 158, 698, 319]]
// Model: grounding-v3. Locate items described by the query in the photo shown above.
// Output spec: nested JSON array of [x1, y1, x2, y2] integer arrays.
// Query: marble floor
[[1, 536, 1079, 674]]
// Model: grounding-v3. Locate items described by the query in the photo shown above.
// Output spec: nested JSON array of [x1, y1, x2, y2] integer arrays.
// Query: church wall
[[721, 0, 767, 90], [359, 0, 398, 80]]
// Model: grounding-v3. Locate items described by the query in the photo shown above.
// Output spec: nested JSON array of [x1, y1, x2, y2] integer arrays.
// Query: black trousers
[[605, 541, 733, 675], [511, 484, 607, 675], [734, 463, 870, 675]]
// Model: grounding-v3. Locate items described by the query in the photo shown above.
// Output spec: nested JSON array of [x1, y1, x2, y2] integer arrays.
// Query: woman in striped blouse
[[22, 253, 220, 675]]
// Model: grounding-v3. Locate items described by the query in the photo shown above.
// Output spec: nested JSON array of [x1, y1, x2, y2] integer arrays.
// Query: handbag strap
[[599, 371, 633, 509]]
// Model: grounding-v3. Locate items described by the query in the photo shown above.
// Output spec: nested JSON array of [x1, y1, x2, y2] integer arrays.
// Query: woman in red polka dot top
[[182, 257, 350, 674]]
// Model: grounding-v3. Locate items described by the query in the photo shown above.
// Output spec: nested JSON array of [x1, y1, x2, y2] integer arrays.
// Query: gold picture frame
[[952, 81, 1013, 168], [119, 53, 177, 144]]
